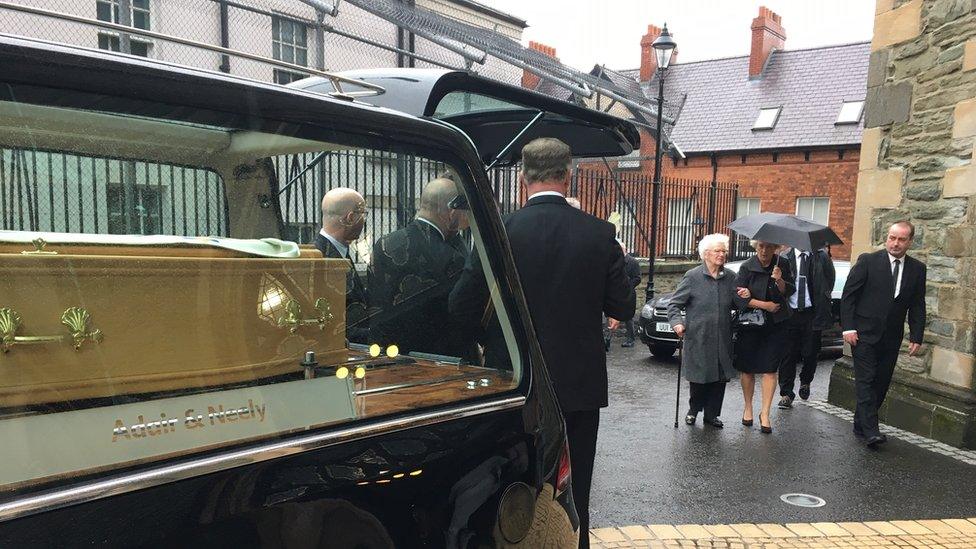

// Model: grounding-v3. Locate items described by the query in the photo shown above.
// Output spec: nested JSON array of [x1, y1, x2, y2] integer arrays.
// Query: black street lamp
[[645, 23, 677, 302]]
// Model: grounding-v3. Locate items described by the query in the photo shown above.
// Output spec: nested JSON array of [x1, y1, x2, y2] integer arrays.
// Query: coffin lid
[[290, 69, 640, 167]]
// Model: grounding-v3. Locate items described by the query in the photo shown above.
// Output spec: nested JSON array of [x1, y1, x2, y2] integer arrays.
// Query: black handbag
[[734, 308, 766, 331]]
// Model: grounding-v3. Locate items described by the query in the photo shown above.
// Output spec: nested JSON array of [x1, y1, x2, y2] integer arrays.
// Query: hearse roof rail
[[0, 1, 385, 100]]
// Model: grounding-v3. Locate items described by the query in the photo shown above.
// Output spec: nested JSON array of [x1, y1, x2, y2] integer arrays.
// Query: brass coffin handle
[[277, 298, 334, 334], [0, 307, 102, 353]]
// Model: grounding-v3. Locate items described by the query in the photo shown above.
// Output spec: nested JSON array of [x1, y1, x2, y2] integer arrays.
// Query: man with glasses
[[316, 187, 370, 343], [370, 177, 473, 359]]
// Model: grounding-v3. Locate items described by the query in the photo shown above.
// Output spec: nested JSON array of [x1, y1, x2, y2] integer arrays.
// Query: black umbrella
[[727, 212, 843, 251]]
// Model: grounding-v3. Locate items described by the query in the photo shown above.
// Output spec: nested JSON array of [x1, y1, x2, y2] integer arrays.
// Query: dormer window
[[836, 100, 864, 125], [752, 107, 781, 130]]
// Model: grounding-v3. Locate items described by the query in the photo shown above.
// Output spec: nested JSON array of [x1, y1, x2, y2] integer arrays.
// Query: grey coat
[[667, 265, 738, 384]]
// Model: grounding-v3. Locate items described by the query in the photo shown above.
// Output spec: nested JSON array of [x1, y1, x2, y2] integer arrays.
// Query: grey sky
[[482, 0, 875, 70]]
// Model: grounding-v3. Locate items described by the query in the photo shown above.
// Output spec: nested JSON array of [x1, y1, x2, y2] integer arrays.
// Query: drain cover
[[780, 493, 826, 508]]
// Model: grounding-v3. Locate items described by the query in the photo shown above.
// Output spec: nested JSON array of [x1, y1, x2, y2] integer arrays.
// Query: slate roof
[[622, 41, 870, 154]]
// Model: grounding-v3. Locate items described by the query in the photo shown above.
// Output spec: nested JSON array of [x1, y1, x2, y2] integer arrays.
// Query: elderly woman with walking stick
[[668, 234, 747, 428]]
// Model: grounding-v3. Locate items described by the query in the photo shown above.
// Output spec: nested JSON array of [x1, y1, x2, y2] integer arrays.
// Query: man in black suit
[[370, 177, 471, 358], [450, 138, 635, 548], [841, 221, 926, 448], [620, 242, 642, 348], [777, 246, 835, 408], [314, 187, 369, 343]]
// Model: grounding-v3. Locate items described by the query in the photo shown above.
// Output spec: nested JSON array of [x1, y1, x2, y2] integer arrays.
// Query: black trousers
[[623, 319, 635, 341], [778, 309, 821, 397], [564, 409, 599, 549], [852, 335, 900, 438], [688, 381, 727, 419]]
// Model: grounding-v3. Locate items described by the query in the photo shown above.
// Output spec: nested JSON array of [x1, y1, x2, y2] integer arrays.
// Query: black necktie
[[892, 259, 901, 297], [797, 253, 808, 311]]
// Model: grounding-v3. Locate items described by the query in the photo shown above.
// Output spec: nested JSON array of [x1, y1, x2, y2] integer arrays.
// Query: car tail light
[[555, 439, 571, 496]]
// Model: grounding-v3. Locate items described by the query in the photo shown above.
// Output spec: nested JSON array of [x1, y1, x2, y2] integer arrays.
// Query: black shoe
[[621, 340, 635, 348], [866, 435, 886, 448], [777, 395, 794, 409], [799, 384, 811, 400], [759, 413, 772, 434], [685, 411, 697, 425], [704, 417, 724, 428]]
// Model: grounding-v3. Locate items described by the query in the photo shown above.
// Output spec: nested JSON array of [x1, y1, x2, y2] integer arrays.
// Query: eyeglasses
[[447, 194, 469, 210]]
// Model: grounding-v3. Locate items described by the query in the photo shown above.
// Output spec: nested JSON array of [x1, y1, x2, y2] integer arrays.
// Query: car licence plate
[[656, 322, 673, 333]]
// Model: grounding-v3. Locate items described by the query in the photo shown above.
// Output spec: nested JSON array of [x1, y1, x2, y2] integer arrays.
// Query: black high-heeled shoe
[[759, 413, 772, 434], [741, 417, 753, 427]]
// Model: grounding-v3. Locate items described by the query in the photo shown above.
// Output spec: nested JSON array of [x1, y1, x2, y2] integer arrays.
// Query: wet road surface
[[589, 340, 976, 527]]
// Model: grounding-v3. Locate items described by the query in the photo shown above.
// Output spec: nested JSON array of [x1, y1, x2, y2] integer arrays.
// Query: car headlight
[[640, 303, 655, 319]]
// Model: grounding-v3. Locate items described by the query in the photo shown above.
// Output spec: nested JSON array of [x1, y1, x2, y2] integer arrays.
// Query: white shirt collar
[[319, 229, 349, 258], [416, 217, 446, 241], [527, 191, 566, 201], [888, 252, 905, 263]]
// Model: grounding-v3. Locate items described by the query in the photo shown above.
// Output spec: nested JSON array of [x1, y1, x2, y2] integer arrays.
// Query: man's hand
[[843, 331, 858, 347], [607, 318, 621, 331], [736, 287, 751, 299], [673, 324, 685, 338], [908, 342, 922, 356], [762, 301, 781, 313], [771, 265, 782, 281]]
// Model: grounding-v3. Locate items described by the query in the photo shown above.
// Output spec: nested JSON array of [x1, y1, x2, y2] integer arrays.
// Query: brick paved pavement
[[589, 517, 976, 548]]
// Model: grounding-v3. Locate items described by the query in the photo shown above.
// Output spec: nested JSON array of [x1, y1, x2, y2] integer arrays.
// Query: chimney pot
[[640, 23, 675, 81], [749, 5, 786, 78]]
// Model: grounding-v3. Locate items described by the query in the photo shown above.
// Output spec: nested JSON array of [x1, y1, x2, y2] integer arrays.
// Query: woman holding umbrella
[[733, 240, 795, 433], [668, 234, 746, 428]]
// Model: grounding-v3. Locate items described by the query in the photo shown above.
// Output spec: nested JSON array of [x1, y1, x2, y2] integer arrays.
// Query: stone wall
[[638, 259, 700, 299], [829, 0, 976, 448]]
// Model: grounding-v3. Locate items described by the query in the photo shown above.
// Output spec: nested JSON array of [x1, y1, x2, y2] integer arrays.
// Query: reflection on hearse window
[[0, 98, 519, 493]]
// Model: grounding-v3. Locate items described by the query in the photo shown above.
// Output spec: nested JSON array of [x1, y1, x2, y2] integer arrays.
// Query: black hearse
[[0, 35, 638, 547]]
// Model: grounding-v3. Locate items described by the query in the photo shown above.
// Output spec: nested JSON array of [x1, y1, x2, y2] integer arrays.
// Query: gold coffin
[[0, 241, 347, 407]]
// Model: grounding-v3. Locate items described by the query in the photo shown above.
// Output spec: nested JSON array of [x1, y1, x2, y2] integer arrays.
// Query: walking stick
[[673, 338, 683, 428]]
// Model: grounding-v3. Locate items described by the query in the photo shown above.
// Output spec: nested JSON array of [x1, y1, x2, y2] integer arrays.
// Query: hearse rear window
[[0, 94, 521, 494]]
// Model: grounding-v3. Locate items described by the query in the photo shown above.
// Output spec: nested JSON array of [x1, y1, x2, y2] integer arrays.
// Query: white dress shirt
[[319, 229, 349, 258], [889, 253, 905, 299], [788, 248, 813, 310], [416, 217, 446, 241], [527, 191, 566, 201]]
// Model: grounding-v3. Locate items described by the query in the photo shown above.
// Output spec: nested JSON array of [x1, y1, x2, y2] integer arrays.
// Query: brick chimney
[[640, 24, 678, 82], [749, 6, 786, 78], [639, 25, 661, 82], [522, 41, 557, 90]]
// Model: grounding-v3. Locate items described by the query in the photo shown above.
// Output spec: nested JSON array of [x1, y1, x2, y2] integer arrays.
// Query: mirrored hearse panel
[[0, 93, 522, 494]]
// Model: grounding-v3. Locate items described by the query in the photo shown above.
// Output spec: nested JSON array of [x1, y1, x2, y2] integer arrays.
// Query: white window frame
[[736, 198, 761, 219], [752, 107, 782, 131], [796, 197, 830, 226], [666, 198, 696, 255], [272, 15, 309, 84], [836, 100, 865, 125], [96, 0, 152, 56]]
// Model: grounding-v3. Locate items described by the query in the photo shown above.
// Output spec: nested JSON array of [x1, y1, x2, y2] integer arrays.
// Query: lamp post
[[645, 23, 677, 303]]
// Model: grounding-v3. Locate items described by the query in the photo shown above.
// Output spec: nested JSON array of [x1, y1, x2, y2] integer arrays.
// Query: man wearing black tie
[[450, 138, 634, 548], [314, 187, 370, 343], [841, 221, 926, 448], [778, 246, 835, 408]]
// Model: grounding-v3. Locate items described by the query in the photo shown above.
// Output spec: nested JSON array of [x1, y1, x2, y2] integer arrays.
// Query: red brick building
[[524, 7, 869, 260]]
